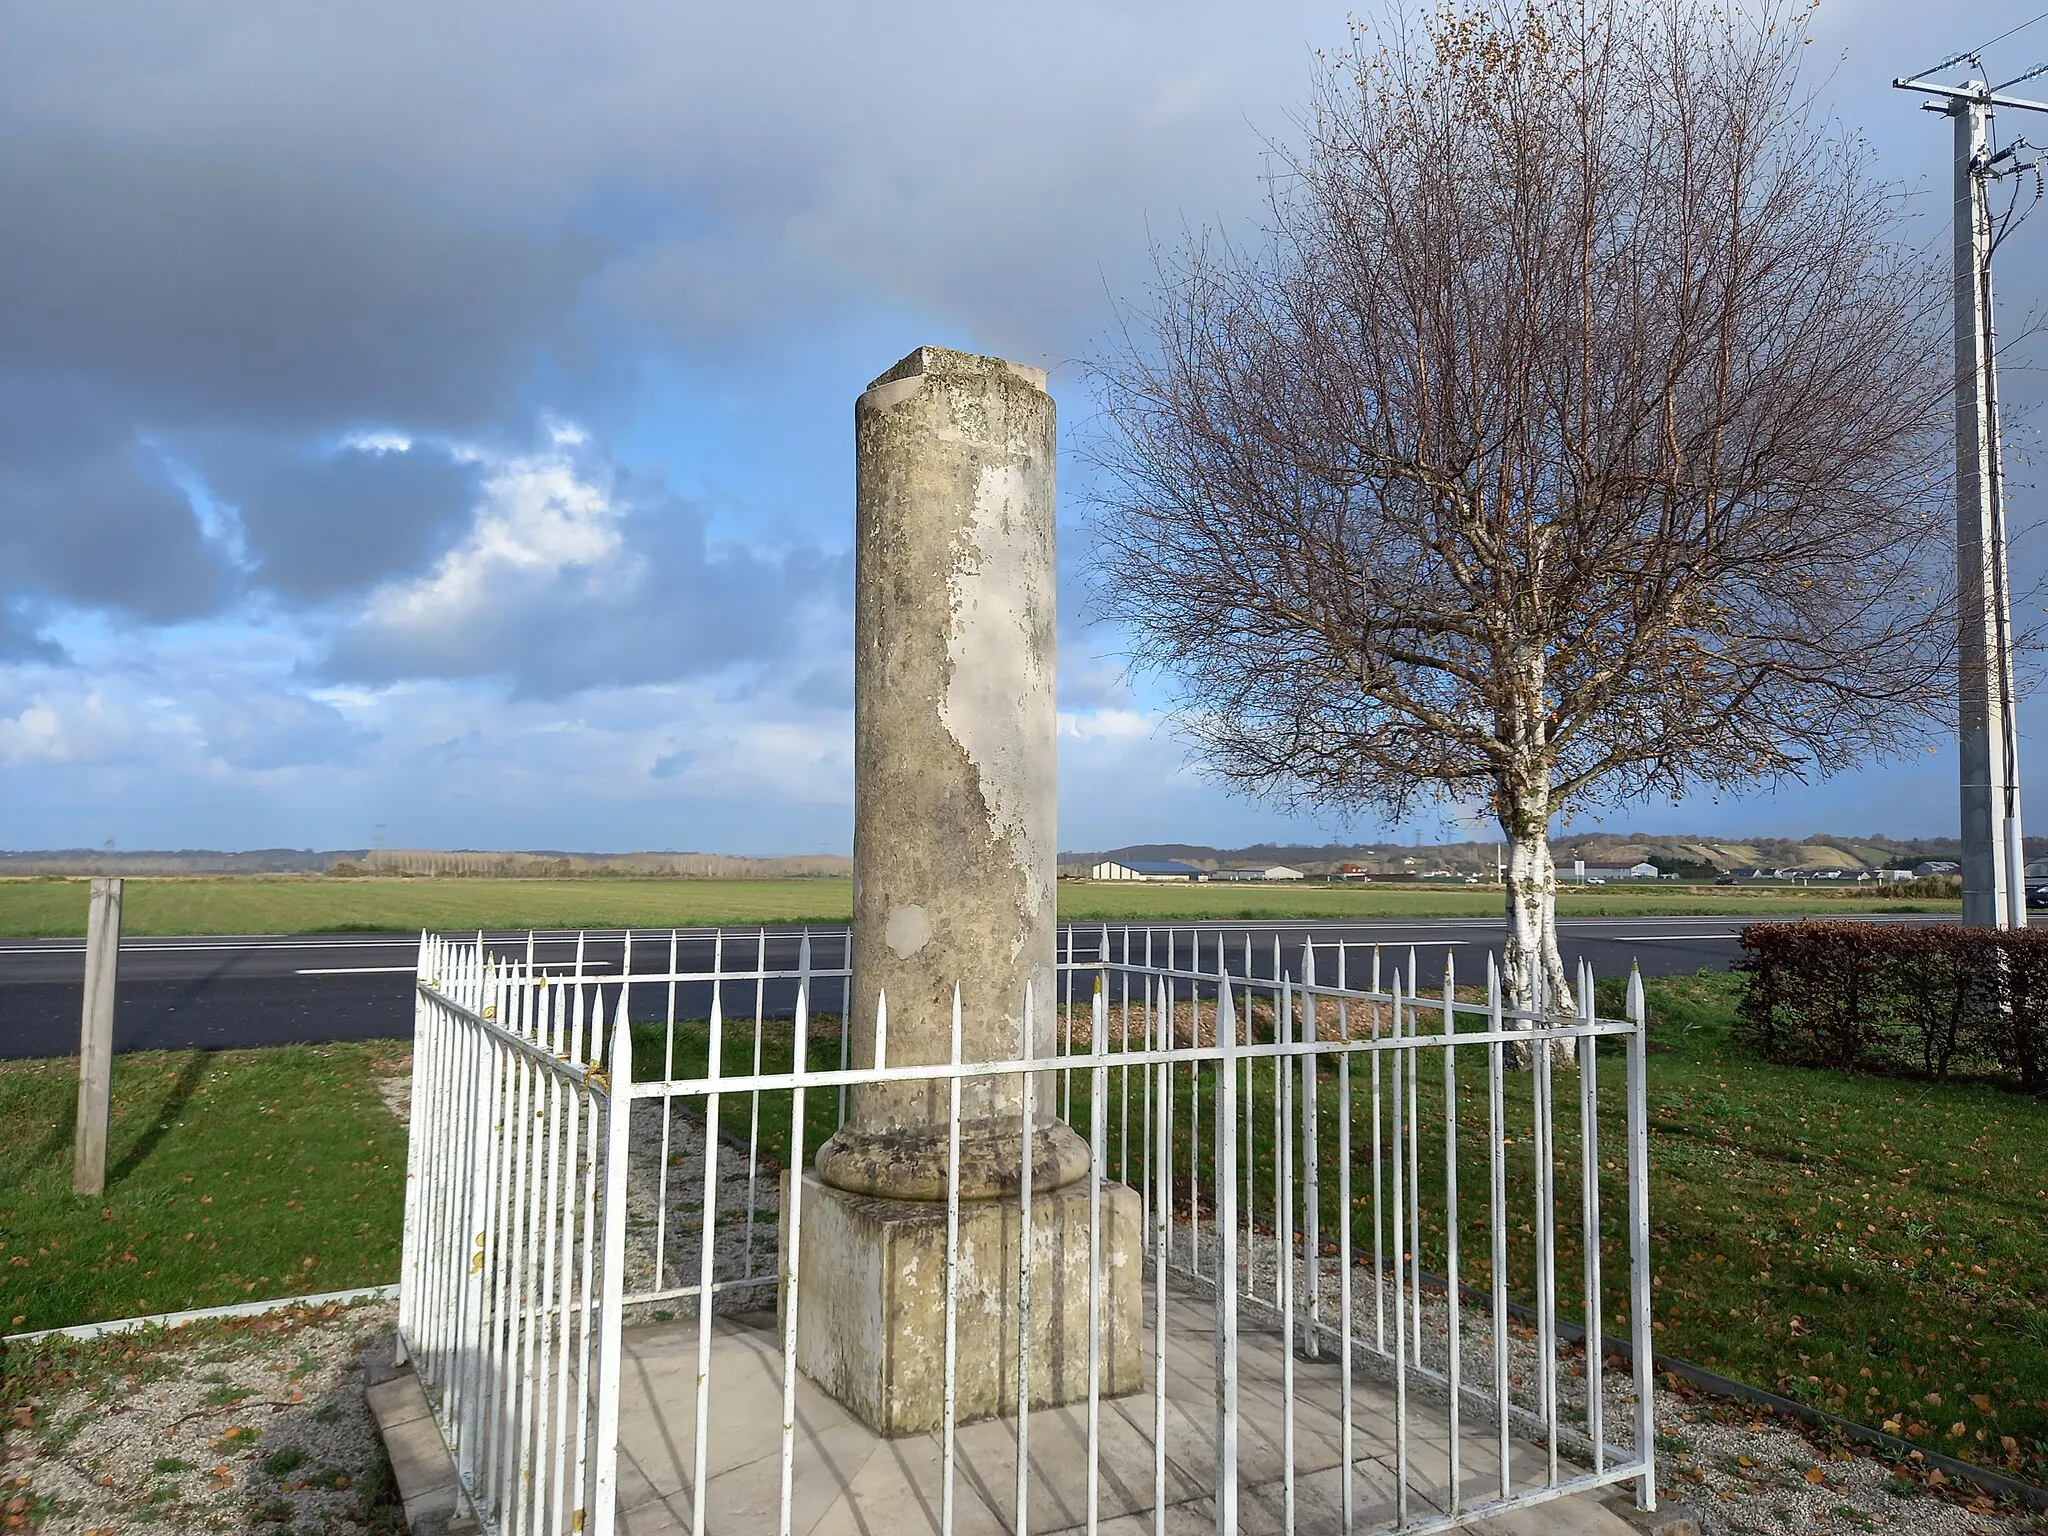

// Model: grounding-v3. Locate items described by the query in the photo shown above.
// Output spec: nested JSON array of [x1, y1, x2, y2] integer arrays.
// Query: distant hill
[[0, 848, 362, 875], [1059, 833, 2032, 877], [0, 848, 852, 879]]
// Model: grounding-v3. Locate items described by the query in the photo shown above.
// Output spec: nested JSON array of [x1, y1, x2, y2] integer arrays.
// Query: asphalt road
[[0, 913, 1972, 1059]]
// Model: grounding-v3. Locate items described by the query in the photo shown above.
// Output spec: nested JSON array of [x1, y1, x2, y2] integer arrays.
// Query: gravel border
[[3, 1299, 404, 1534]]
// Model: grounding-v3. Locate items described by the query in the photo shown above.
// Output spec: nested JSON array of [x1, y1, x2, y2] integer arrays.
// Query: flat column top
[[864, 344, 1048, 396]]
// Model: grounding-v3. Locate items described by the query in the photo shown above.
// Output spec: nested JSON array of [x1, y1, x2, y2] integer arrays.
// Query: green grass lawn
[[0, 1043, 409, 1334], [649, 971, 2047, 1488], [1624, 974, 2048, 1484], [0, 873, 1957, 937]]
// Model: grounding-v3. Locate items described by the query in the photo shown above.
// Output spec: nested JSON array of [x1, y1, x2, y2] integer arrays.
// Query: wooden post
[[73, 876, 123, 1197]]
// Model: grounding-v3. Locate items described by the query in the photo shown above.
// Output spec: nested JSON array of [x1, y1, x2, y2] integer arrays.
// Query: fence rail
[[401, 924, 1658, 1535]]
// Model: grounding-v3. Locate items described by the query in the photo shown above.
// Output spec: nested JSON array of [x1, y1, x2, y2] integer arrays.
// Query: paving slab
[[610, 1284, 1660, 1535]]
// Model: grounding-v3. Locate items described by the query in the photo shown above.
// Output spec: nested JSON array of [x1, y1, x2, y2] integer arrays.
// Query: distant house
[[1575, 865, 1654, 881], [1912, 860, 1960, 878], [1090, 859, 1206, 882], [1211, 865, 1306, 882]]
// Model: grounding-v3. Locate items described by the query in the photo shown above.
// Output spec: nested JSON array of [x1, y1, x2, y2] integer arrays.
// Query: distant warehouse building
[[1211, 865, 1307, 882], [1090, 859, 1207, 882]]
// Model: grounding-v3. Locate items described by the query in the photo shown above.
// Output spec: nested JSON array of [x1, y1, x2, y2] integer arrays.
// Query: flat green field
[[0, 875, 1957, 937]]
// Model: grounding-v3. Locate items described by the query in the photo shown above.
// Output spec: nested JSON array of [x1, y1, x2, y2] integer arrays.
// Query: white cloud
[[359, 438, 622, 637]]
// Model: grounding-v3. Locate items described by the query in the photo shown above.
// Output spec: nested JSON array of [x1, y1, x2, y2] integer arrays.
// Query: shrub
[[1738, 921, 2048, 1091]]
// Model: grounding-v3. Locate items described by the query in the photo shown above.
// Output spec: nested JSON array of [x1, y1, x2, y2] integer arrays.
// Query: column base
[[782, 1169, 1143, 1438]]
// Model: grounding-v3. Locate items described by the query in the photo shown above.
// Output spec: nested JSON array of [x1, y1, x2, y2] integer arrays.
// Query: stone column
[[789, 346, 1141, 1436]]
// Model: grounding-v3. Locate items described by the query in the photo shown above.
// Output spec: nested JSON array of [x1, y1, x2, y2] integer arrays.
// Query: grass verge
[[0, 873, 1958, 937], [0, 1043, 408, 1334]]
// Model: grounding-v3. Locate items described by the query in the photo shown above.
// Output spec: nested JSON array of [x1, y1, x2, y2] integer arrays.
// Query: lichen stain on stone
[[937, 458, 1053, 914], [884, 903, 933, 959]]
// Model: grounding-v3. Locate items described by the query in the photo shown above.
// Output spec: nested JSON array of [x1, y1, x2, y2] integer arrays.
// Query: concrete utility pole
[[73, 876, 123, 1197], [1896, 56, 2048, 928]]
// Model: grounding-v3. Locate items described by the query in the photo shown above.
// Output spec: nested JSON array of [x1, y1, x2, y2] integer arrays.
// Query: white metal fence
[[399, 933, 632, 1536], [401, 924, 1658, 1535]]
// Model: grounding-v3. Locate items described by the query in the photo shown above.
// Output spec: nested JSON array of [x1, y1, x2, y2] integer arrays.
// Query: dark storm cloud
[[207, 440, 480, 600], [0, 376, 227, 624], [0, 135, 599, 432], [0, 602, 66, 665]]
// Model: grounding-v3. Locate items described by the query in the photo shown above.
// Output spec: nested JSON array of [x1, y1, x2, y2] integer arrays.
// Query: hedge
[[1737, 921, 2048, 1093]]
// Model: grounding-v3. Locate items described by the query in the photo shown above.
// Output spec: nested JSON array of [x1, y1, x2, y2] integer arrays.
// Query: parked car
[[1715, 874, 1738, 886], [2027, 884, 2048, 910]]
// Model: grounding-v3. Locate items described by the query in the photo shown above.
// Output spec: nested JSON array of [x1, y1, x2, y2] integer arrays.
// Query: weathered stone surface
[[812, 1115, 1091, 1202], [817, 345, 1075, 1195], [784, 1170, 1144, 1437]]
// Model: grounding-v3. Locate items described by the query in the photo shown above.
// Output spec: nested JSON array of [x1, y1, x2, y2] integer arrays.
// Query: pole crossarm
[[1893, 78, 2048, 114]]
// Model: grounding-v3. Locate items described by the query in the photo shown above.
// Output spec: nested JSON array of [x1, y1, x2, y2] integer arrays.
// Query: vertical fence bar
[[1152, 977, 1170, 1536], [778, 981, 813, 1536], [1088, 971, 1107, 1536], [1250, 935, 1262, 1303], [1443, 954, 1462, 1513], [942, 984, 963, 1536], [590, 998, 631, 1536], [1061, 926, 1073, 1121], [1016, 981, 1035, 1536], [397, 932, 433, 1362], [1407, 948, 1423, 1373], [1489, 954, 1511, 1502], [514, 993, 546, 1536], [1141, 928, 1154, 1243], [528, 998, 563, 1532], [690, 988, 725, 1536], [1390, 967, 1409, 1527], [1213, 973, 1239, 1536], [1535, 1000, 1559, 1487], [748, 928, 768, 1286], [1189, 937, 1202, 1281], [570, 1002, 602, 1536], [495, 1010, 534, 1523], [1278, 975, 1296, 1535], [1120, 925, 1132, 1188], [1370, 946, 1386, 1354], [548, 983, 583, 1536], [1301, 945, 1320, 1362], [1626, 965, 1657, 1512], [1335, 943, 1356, 1533], [1580, 960, 1605, 1476]]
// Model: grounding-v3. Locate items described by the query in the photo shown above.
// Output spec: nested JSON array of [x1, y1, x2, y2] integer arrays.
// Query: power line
[[1902, 12, 2048, 83]]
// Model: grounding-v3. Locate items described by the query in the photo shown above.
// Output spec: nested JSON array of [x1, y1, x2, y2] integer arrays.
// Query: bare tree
[[1089, 0, 1957, 1030]]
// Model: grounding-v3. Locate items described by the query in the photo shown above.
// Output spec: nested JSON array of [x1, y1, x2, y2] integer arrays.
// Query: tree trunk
[[1498, 774, 1579, 1070]]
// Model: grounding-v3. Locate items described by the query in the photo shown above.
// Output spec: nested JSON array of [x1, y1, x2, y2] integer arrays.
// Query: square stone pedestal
[[782, 1169, 1143, 1436]]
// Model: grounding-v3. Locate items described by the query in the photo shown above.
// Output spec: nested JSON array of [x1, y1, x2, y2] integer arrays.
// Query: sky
[[0, 0, 2044, 857]]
